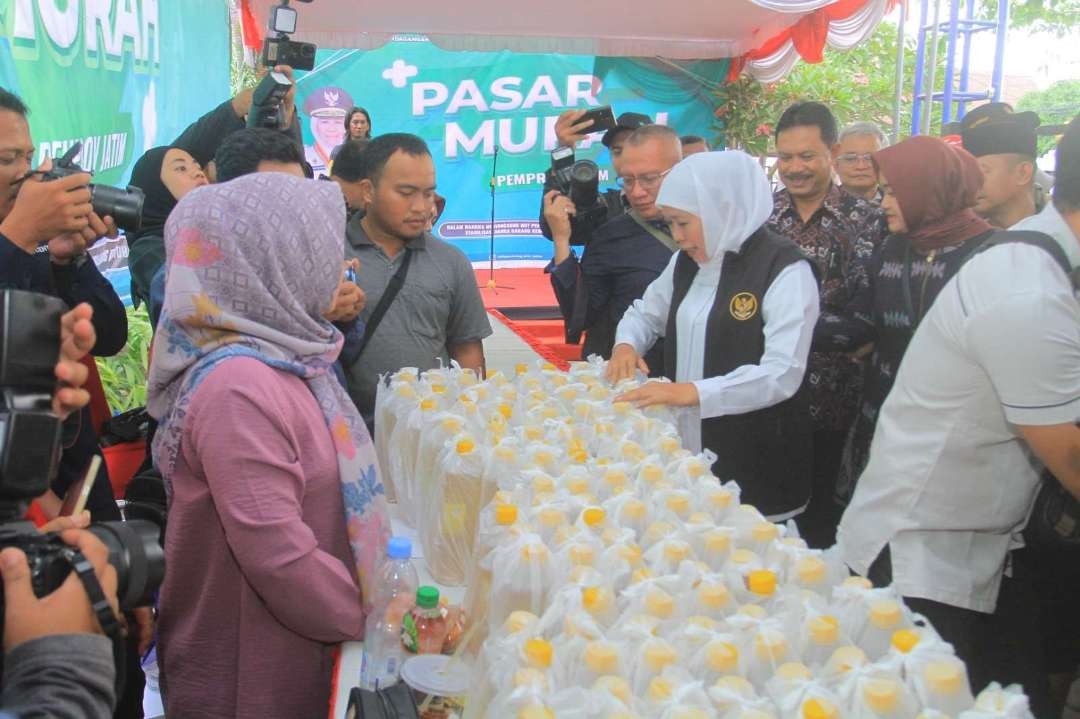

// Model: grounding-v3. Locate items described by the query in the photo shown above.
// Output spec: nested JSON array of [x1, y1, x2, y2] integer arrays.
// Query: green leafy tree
[[95, 306, 152, 414], [1017, 79, 1080, 155], [979, 0, 1080, 36], [716, 22, 945, 156]]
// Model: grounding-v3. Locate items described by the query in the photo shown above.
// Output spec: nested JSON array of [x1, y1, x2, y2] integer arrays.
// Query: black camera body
[[0, 290, 164, 638], [549, 148, 612, 245], [261, 36, 316, 72], [41, 143, 145, 234], [247, 71, 294, 131]]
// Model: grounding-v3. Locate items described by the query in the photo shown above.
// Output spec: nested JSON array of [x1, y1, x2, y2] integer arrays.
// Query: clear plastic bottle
[[360, 537, 420, 690]]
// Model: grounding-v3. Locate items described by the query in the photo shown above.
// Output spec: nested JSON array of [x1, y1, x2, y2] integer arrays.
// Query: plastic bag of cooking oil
[[388, 393, 442, 526], [373, 368, 419, 499], [413, 411, 467, 509], [666, 450, 718, 486], [423, 432, 487, 585], [959, 683, 1034, 719], [487, 533, 555, 632]]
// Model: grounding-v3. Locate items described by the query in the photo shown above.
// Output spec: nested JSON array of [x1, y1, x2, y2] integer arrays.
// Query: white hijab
[[655, 150, 774, 272]]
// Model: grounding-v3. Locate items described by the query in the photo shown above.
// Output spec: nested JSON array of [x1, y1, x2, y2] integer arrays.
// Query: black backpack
[[968, 230, 1080, 547]]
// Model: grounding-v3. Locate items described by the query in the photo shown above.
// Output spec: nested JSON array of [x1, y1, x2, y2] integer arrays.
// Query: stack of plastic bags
[[372, 361, 1036, 719]]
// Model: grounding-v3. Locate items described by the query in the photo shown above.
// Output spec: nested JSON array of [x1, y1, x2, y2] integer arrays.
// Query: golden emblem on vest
[[729, 292, 758, 321]]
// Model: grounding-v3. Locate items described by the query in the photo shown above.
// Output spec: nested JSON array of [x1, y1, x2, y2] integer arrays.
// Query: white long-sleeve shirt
[[615, 252, 820, 452]]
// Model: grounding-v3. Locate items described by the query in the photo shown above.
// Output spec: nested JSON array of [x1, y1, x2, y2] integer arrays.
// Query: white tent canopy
[[245, 0, 891, 81]]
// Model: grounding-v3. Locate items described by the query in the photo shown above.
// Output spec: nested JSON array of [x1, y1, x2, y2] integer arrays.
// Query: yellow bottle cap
[[647, 677, 673, 700], [828, 645, 868, 673], [689, 512, 713, 525], [515, 362, 529, 375], [615, 543, 643, 565], [705, 640, 739, 674], [513, 668, 548, 689], [924, 660, 964, 694], [533, 450, 554, 467], [714, 675, 755, 696], [670, 710, 709, 719], [842, 576, 873, 590], [892, 629, 921, 654], [776, 662, 813, 682], [540, 405, 559, 419], [869, 600, 903, 629], [542, 361, 556, 370], [521, 542, 550, 562], [663, 540, 692, 563], [704, 530, 732, 556], [631, 567, 653, 584], [570, 449, 589, 463], [567, 477, 590, 495], [524, 638, 553, 668], [419, 399, 437, 411], [643, 640, 678, 672], [754, 629, 787, 662], [494, 504, 518, 526], [687, 459, 708, 478], [581, 586, 610, 614], [395, 384, 417, 398], [569, 544, 595, 566], [697, 581, 731, 610], [644, 521, 674, 544], [517, 704, 554, 719], [504, 611, 538, 633], [455, 438, 475, 455], [641, 464, 664, 483], [622, 499, 648, 522], [751, 522, 779, 544], [583, 641, 620, 675], [709, 488, 734, 510], [747, 570, 778, 597], [531, 474, 556, 494], [621, 441, 644, 459], [808, 615, 840, 646], [730, 548, 757, 565], [802, 698, 839, 719], [796, 557, 827, 586], [666, 492, 692, 516], [430, 384, 447, 394], [737, 604, 768, 620], [659, 435, 681, 453], [687, 615, 718, 631], [593, 676, 632, 704], [583, 507, 606, 527], [537, 507, 564, 528], [864, 678, 900, 714], [604, 469, 627, 487], [645, 588, 675, 619], [440, 417, 463, 433]]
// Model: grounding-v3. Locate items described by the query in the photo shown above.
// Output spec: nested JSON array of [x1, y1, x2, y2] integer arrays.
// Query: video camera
[[0, 290, 164, 636], [42, 143, 145, 234], [261, 0, 317, 72]]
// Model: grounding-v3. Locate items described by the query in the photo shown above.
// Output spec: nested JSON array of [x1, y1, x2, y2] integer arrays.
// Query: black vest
[[664, 227, 814, 517]]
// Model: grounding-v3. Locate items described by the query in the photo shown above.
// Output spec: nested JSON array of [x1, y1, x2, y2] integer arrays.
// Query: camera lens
[[90, 184, 145, 235], [568, 160, 600, 210], [88, 519, 165, 610]]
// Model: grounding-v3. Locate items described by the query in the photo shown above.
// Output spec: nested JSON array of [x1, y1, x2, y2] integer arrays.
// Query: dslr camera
[[548, 147, 616, 245], [261, 0, 317, 71], [0, 290, 164, 634], [42, 143, 145, 234]]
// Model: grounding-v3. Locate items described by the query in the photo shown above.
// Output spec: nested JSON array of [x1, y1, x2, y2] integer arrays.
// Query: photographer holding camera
[[0, 302, 120, 718], [544, 124, 681, 368], [0, 88, 127, 525]]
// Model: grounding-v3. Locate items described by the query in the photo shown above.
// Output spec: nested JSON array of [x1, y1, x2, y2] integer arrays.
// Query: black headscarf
[[128, 146, 179, 242]]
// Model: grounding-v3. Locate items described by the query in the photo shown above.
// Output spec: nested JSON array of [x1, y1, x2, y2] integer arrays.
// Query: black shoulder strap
[[355, 248, 412, 357], [970, 230, 1073, 278]]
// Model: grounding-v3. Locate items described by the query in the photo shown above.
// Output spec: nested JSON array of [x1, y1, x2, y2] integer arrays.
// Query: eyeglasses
[[616, 168, 673, 191], [837, 152, 875, 166]]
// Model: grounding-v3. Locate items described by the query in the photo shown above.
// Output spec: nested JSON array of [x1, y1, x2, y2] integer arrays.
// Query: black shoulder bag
[[968, 230, 1080, 547], [354, 249, 412, 358]]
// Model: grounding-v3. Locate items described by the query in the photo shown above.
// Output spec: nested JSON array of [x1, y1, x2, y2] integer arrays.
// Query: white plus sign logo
[[382, 59, 418, 88]]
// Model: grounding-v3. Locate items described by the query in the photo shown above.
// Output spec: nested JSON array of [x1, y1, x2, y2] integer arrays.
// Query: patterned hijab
[[146, 173, 390, 604]]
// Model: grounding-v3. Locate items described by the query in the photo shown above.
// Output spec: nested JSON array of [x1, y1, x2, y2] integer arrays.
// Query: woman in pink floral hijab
[[147, 173, 390, 718]]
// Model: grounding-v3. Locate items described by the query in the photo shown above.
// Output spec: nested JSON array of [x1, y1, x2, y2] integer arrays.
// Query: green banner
[[0, 0, 231, 185]]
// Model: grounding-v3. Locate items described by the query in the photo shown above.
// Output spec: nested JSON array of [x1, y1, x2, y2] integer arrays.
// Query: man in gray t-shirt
[[342, 133, 491, 426]]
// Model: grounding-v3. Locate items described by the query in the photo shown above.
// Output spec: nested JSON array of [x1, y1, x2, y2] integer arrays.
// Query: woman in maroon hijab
[[823, 136, 994, 509]]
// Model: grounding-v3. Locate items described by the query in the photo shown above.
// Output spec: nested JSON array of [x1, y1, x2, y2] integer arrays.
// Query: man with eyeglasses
[[767, 102, 886, 549], [544, 124, 681, 368], [835, 122, 889, 202]]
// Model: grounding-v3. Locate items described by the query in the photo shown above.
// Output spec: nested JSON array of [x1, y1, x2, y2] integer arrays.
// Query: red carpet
[[476, 268, 583, 366]]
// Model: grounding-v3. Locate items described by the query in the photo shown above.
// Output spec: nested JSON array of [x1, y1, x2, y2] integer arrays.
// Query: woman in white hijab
[[608, 151, 820, 521]]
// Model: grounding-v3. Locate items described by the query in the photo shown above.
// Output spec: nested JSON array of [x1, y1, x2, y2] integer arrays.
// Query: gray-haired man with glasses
[[835, 121, 889, 202], [544, 125, 682, 369]]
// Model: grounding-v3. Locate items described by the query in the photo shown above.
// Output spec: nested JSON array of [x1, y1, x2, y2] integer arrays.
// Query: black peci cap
[[961, 102, 1040, 158], [602, 112, 653, 148]]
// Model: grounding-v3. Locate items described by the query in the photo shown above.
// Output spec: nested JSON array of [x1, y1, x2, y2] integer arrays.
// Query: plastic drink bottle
[[402, 586, 449, 654], [360, 537, 420, 690]]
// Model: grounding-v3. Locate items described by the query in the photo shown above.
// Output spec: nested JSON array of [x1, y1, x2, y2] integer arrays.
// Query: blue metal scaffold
[[910, 0, 1010, 135]]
